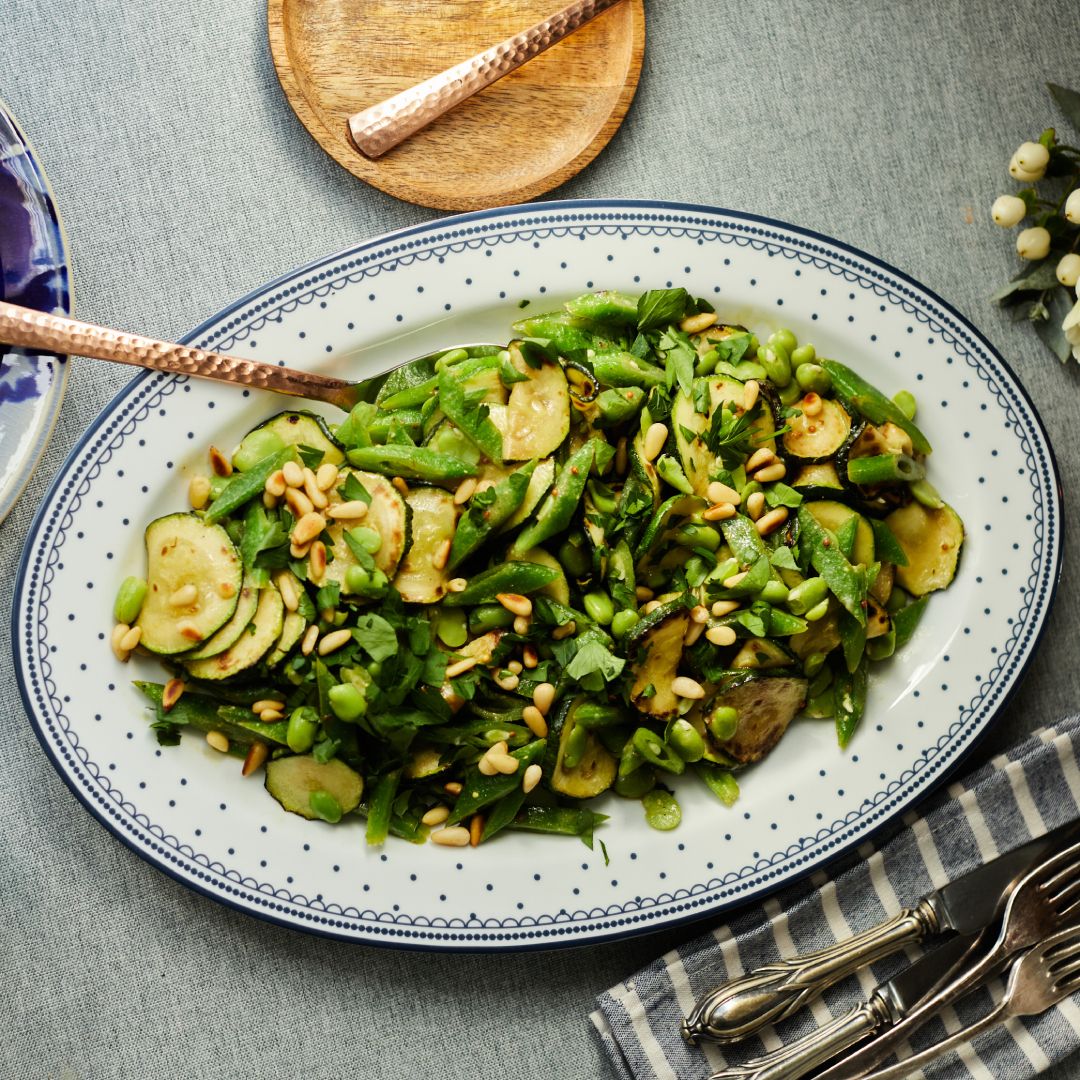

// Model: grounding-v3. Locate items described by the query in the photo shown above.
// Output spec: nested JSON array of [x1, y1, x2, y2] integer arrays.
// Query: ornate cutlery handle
[[0, 300, 358, 410], [682, 901, 937, 1045], [347, 0, 627, 159]]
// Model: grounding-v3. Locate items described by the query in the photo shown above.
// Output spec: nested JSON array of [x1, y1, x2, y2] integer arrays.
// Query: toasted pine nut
[[469, 816, 484, 847], [680, 310, 718, 334], [218, 580, 236, 599], [707, 480, 741, 505], [168, 583, 198, 608], [303, 467, 328, 509], [265, 470, 287, 498], [454, 477, 478, 505], [391, 476, 409, 495], [495, 671, 520, 692], [421, 805, 450, 827], [277, 574, 299, 612], [206, 730, 230, 753], [722, 570, 747, 589], [522, 705, 548, 738], [309, 540, 328, 581], [706, 625, 738, 647], [316, 463, 339, 491], [318, 628, 353, 655], [119, 625, 142, 651], [188, 474, 211, 510], [285, 485, 315, 518], [755, 506, 790, 536], [643, 422, 668, 463], [551, 620, 576, 640], [209, 446, 232, 477], [522, 763, 542, 794], [162, 678, 186, 711], [684, 620, 706, 646], [432, 826, 471, 847], [703, 502, 738, 521], [292, 511, 326, 546], [282, 461, 304, 487], [745, 447, 776, 473], [478, 755, 498, 776], [259, 708, 284, 722], [242, 741, 269, 776], [496, 593, 532, 618], [290, 541, 311, 559], [327, 500, 368, 521], [432, 538, 451, 571], [532, 682, 556, 715], [507, 659, 523, 674], [635, 585, 655, 602], [643, 600, 661, 615], [178, 621, 203, 642], [262, 491, 278, 510], [445, 656, 478, 679], [301, 624, 319, 656], [742, 380, 760, 412], [690, 605, 710, 624], [753, 462, 787, 483], [320, 608, 336, 623], [447, 577, 468, 593], [615, 437, 628, 476], [111, 623, 131, 661], [802, 392, 823, 417], [746, 491, 766, 521], [443, 781, 463, 796], [711, 599, 741, 617], [252, 699, 286, 714], [522, 644, 539, 669], [513, 615, 531, 636], [672, 676, 706, 700], [489, 753, 520, 776]]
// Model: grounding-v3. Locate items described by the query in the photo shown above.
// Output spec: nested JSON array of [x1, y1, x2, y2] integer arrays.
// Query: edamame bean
[[787, 576, 829, 615], [769, 329, 798, 355], [435, 609, 468, 649], [611, 609, 640, 640], [892, 390, 917, 421], [778, 380, 802, 406], [561, 724, 589, 770], [708, 706, 739, 742], [583, 590, 615, 626], [803, 651, 828, 678], [614, 767, 656, 799], [308, 789, 343, 824], [668, 719, 705, 763], [113, 576, 148, 625], [558, 536, 591, 579], [328, 684, 366, 722], [345, 565, 371, 593], [758, 580, 790, 605], [287, 706, 321, 751], [795, 363, 832, 395], [804, 598, 831, 622], [758, 344, 792, 388], [348, 526, 382, 554], [468, 604, 516, 635], [642, 789, 682, 831], [790, 343, 817, 368]]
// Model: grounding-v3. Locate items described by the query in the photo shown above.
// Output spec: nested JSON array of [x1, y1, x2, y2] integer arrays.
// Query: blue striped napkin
[[592, 717, 1080, 1080]]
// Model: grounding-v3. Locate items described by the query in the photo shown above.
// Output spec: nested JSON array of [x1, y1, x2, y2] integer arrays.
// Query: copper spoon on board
[[0, 299, 490, 411]]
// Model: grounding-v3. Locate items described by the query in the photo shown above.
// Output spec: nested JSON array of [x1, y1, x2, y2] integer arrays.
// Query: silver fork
[[708, 839, 1080, 1080], [861, 921, 1080, 1080]]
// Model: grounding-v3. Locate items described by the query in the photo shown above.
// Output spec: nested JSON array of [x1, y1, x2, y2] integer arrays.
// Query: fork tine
[[1049, 955, 1080, 982], [1050, 875, 1080, 912], [1037, 848, 1080, 894]]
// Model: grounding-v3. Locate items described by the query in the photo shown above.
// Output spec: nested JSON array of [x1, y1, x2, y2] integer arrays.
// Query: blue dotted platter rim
[[13, 199, 1063, 951]]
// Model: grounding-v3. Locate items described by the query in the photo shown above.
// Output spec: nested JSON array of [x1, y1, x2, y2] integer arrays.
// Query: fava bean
[[328, 684, 366, 722], [790, 343, 817, 368], [642, 789, 682, 831], [614, 767, 656, 799], [611, 609, 640, 640], [805, 598, 831, 622], [468, 605, 516, 635], [348, 526, 382, 554], [309, 789, 343, 824], [803, 651, 828, 678], [583, 590, 615, 626], [707, 706, 739, 742], [558, 535, 592, 579], [697, 766, 740, 806], [757, 580, 789, 605], [893, 390, 917, 421], [113, 576, 148, 625], [287, 706, 320, 751], [769, 329, 798, 355], [795, 363, 832, 395], [909, 478, 945, 509], [758, 343, 792, 387], [668, 719, 705, 762], [435, 609, 468, 648], [787, 576, 829, 615]]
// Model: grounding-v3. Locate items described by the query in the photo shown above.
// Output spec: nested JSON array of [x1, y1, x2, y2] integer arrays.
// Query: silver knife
[[682, 817, 1080, 1045]]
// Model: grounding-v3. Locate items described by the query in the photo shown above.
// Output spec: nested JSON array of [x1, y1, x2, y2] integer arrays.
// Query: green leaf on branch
[[991, 260, 1061, 304], [1048, 83, 1080, 131], [1033, 287, 1075, 363]]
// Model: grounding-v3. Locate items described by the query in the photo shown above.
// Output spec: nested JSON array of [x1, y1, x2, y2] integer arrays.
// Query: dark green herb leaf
[[340, 472, 372, 505], [636, 288, 690, 331], [297, 444, 325, 470], [352, 613, 399, 662]]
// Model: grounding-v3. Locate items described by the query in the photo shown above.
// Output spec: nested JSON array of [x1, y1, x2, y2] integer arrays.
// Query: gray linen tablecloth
[[1, 2, 1078, 1077]]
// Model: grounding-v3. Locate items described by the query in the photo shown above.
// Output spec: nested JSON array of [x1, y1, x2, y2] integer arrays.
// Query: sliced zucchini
[[183, 585, 284, 681], [232, 410, 344, 471], [706, 673, 808, 764], [866, 597, 891, 639], [627, 600, 691, 719], [265, 755, 363, 821], [788, 603, 841, 660], [870, 562, 895, 606], [792, 461, 844, 498], [182, 573, 260, 660], [518, 547, 570, 606], [628, 427, 662, 506], [488, 354, 570, 460], [886, 502, 964, 596], [393, 486, 458, 604], [545, 697, 617, 798], [266, 610, 306, 667], [323, 469, 411, 595], [498, 457, 556, 533], [783, 397, 852, 462], [730, 637, 794, 670], [806, 501, 875, 567], [671, 386, 712, 496], [136, 513, 243, 655], [847, 421, 914, 460]]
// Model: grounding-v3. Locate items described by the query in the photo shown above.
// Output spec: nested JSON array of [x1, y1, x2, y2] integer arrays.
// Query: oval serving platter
[[14, 200, 1061, 950]]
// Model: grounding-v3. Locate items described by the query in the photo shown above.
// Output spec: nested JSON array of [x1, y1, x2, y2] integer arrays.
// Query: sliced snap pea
[[309, 790, 343, 824], [443, 562, 559, 607], [768, 607, 809, 636], [796, 506, 866, 624], [892, 596, 929, 649], [448, 459, 536, 569], [632, 727, 685, 776], [846, 454, 925, 486], [667, 719, 705, 763], [803, 651, 828, 678], [205, 446, 296, 522], [656, 455, 695, 495], [642, 789, 682, 831], [718, 554, 772, 598], [480, 787, 527, 843], [347, 444, 477, 482], [674, 523, 721, 551], [437, 366, 503, 461], [592, 351, 668, 388], [696, 765, 740, 807], [364, 768, 401, 846], [594, 385, 646, 428], [720, 514, 769, 563], [574, 702, 627, 728], [836, 516, 859, 563], [866, 627, 896, 661], [447, 740, 547, 824], [909, 478, 945, 509], [564, 290, 639, 323], [510, 313, 597, 356], [869, 518, 910, 567], [886, 585, 911, 613], [508, 441, 595, 557], [839, 609, 867, 673], [114, 576, 148, 625], [834, 657, 869, 748], [508, 805, 608, 840], [618, 738, 647, 778]]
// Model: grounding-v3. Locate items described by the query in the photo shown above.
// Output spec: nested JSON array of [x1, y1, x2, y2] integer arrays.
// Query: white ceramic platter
[[14, 201, 1061, 950]]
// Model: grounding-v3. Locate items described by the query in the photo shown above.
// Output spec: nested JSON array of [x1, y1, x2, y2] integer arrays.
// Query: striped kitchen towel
[[592, 717, 1080, 1080]]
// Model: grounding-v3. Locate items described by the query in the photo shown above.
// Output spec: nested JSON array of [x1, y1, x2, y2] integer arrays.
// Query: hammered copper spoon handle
[[0, 299, 366, 411], [348, 0, 627, 159]]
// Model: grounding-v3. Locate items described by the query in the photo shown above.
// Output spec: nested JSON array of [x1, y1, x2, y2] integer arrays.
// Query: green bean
[[448, 460, 536, 569], [308, 790, 343, 824], [795, 363, 832, 395], [564, 290, 639, 323], [757, 580, 789, 605], [583, 590, 615, 626], [632, 727, 685, 775], [614, 767, 656, 798], [786, 576, 829, 615], [696, 766, 740, 806], [758, 343, 792, 387], [892, 390, 917, 421], [592, 351, 668, 388], [558, 535, 591, 580], [611, 609, 640, 640], [561, 724, 589, 770], [114, 576, 148, 625], [642, 789, 682, 830], [769, 329, 798, 355], [847, 454, 925, 486], [346, 444, 476, 482], [910, 479, 945, 509], [790, 343, 817, 368], [443, 562, 560, 606], [707, 706, 739, 742], [287, 706, 321, 750], [892, 596, 929, 649], [668, 719, 705, 763], [508, 441, 595, 557], [820, 359, 932, 454], [435, 609, 468, 649], [594, 386, 646, 428], [656, 455, 694, 495]]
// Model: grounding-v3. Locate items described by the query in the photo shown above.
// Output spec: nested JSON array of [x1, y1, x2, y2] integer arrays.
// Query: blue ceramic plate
[[13, 201, 1062, 950], [0, 101, 70, 524]]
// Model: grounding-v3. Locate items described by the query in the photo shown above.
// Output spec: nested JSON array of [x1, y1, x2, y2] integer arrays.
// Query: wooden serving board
[[268, 0, 645, 211]]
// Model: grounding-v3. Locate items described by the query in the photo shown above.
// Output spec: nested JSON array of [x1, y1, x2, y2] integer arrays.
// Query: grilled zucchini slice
[[545, 697, 617, 798], [488, 354, 570, 460], [265, 755, 363, 821], [183, 584, 284, 681], [498, 457, 556, 533], [730, 637, 795, 670], [886, 501, 964, 596], [266, 610, 307, 667], [791, 461, 844, 498], [805, 500, 875, 567], [393, 486, 458, 603], [182, 573, 260, 660], [518, 546, 570, 606], [782, 397, 852, 462], [232, 410, 344, 471], [706, 673, 808, 764], [627, 600, 691, 719]]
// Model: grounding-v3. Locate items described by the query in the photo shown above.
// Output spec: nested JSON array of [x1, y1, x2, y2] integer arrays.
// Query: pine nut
[[320, 608, 336, 623], [532, 682, 556, 715], [703, 502, 738, 521], [742, 380, 760, 412], [111, 623, 131, 661], [432, 826, 471, 847], [162, 678, 186, 711], [672, 676, 706, 699], [753, 462, 787, 483], [679, 310, 718, 334], [262, 491, 278, 510], [316, 463, 339, 491], [478, 755, 498, 776], [303, 468, 328, 509], [707, 481, 741, 505], [391, 476, 409, 495], [447, 578, 468, 593], [168, 583, 198, 608], [178, 621, 203, 642], [615, 437, 628, 476], [318, 627, 353, 655], [706, 625, 738, 647], [507, 659, 523, 674], [551, 620, 576, 640], [489, 753, 519, 776], [469, 815, 484, 847], [432, 538, 451, 571], [445, 656, 478, 679], [495, 671, 520, 691], [188, 474, 211, 510], [309, 540, 328, 581], [711, 599, 741, 617], [206, 730, 230, 753], [218, 581, 236, 599], [252, 699, 286, 714], [690, 605, 710, 624], [746, 491, 766, 521], [277, 574, 299, 612], [301, 624, 319, 656], [722, 570, 747, 588], [755, 507, 789, 536], [522, 763, 542, 794], [209, 446, 232, 477], [513, 615, 531, 636], [522, 644, 538, 668], [285, 486, 315, 518], [265, 470, 287, 498], [242, 741, 269, 776], [327, 500, 368, 521], [643, 422, 668, 463], [684, 619, 705, 646], [643, 600, 661, 615], [282, 461, 304, 487], [802, 392, 823, 417], [292, 511, 326, 546], [421, 805, 450, 827], [290, 541, 311, 559], [454, 477, 478, 505], [119, 625, 142, 651], [497, 593, 532, 618], [443, 781, 463, 796], [635, 585, 654, 602], [745, 447, 776, 473], [522, 705, 548, 738], [259, 709, 284, 722]]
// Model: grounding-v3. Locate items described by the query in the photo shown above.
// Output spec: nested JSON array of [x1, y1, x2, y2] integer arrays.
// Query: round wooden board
[[268, 0, 645, 211]]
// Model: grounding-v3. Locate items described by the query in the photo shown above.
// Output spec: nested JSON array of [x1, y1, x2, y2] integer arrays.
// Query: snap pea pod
[[446, 740, 547, 824], [820, 359, 932, 455], [442, 561, 560, 606], [378, 352, 500, 411], [696, 765, 740, 807], [836, 516, 859, 563], [364, 768, 402, 846], [369, 408, 424, 444], [839, 608, 867, 673], [866, 627, 896, 661], [834, 656, 869, 749], [656, 455, 694, 495], [910, 478, 945, 509], [508, 805, 609, 840], [594, 386, 646, 428], [869, 518, 909, 566], [563, 290, 639, 323], [374, 355, 439, 409], [346, 444, 477, 482], [508, 441, 595, 557], [205, 446, 297, 522], [591, 350, 668, 388], [574, 702, 628, 728], [480, 787, 528, 842], [510, 313, 599, 356], [635, 494, 706, 558], [796, 506, 867, 625], [892, 596, 929, 648], [768, 607, 809, 636], [135, 682, 290, 746], [720, 514, 769, 564], [448, 460, 537, 569], [846, 454, 925, 486], [717, 554, 772, 598], [606, 539, 637, 611], [437, 366, 504, 461]]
